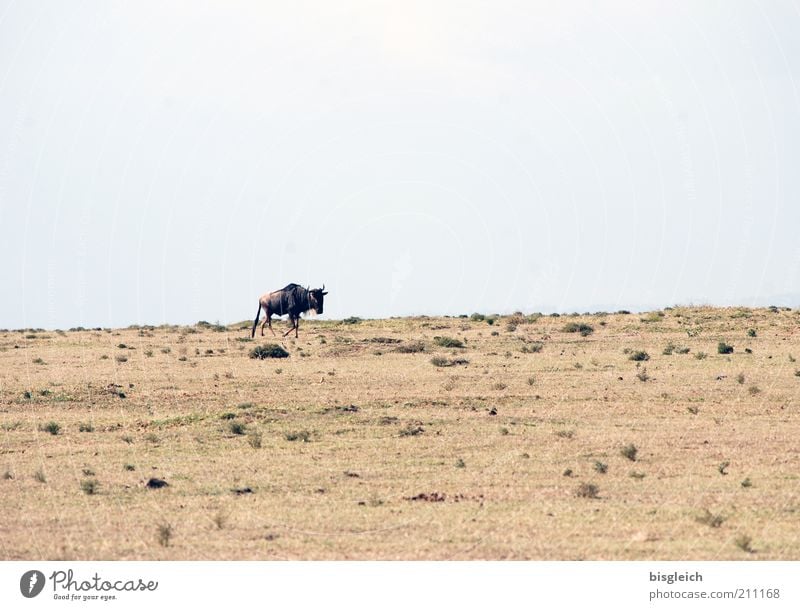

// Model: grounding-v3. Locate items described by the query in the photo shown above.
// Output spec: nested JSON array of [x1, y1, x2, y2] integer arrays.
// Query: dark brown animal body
[[251, 283, 328, 338]]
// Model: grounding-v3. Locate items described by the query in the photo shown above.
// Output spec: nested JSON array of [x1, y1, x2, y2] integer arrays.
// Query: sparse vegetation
[[1, 307, 797, 560], [563, 322, 594, 337], [433, 336, 464, 348], [430, 357, 469, 367], [620, 444, 638, 461], [576, 483, 599, 499], [399, 424, 424, 437], [40, 421, 60, 435], [395, 341, 425, 353], [81, 479, 99, 495], [718, 342, 734, 355], [734, 535, 754, 553], [695, 509, 725, 528], [628, 351, 649, 361], [229, 422, 247, 435], [285, 430, 311, 442], [157, 523, 173, 547], [250, 344, 289, 359], [247, 430, 262, 448]]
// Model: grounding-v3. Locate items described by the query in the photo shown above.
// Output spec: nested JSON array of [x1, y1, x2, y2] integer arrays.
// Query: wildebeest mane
[[283, 284, 309, 313]]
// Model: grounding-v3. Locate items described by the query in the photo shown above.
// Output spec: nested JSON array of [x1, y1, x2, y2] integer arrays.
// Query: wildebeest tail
[[251, 302, 261, 338]]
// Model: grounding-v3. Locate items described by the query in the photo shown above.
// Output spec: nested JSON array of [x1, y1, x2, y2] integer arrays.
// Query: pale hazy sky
[[1, 1, 799, 329]]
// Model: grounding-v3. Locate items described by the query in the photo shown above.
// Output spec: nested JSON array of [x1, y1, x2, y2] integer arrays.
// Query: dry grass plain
[[1, 307, 799, 560]]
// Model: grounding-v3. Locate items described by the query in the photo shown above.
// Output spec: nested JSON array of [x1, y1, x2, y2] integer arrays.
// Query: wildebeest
[[251, 283, 328, 338]]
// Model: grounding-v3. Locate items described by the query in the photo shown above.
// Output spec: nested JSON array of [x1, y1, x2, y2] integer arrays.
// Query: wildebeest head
[[308, 285, 328, 315]]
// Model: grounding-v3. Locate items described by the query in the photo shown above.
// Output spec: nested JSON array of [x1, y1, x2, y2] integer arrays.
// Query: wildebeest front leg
[[283, 316, 298, 337]]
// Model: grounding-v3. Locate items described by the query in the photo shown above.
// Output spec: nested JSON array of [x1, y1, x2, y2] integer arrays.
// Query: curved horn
[[322, 284, 325, 291]]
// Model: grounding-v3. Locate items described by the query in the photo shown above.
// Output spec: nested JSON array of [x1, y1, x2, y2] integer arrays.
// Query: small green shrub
[[81, 479, 99, 495], [40, 421, 60, 435], [718, 342, 734, 354], [399, 424, 424, 437], [430, 357, 468, 367], [250, 344, 289, 359], [734, 535, 754, 553], [247, 430, 262, 449], [433, 336, 464, 348], [628, 351, 649, 362], [696, 509, 725, 528], [563, 322, 594, 336], [285, 430, 311, 442], [229, 422, 247, 435], [157, 523, 173, 547], [395, 341, 425, 353], [620, 444, 638, 461]]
